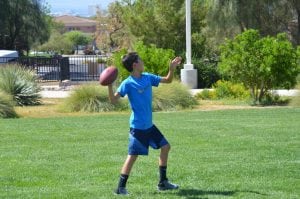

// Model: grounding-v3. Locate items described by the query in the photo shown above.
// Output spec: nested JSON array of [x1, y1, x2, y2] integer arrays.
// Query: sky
[[44, 0, 116, 16]]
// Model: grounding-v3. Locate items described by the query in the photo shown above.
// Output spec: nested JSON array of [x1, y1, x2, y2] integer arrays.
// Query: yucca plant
[[0, 64, 41, 106], [0, 91, 18, 118], [60, 83, 128, 112], [153, 81, 198, 111]]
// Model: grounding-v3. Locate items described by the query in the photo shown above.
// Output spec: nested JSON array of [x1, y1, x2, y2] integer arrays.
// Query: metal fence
[[0, 55, 108, 82]]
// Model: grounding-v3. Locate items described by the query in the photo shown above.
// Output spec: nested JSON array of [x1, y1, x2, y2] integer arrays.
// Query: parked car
[[0, 50, 18, 63]]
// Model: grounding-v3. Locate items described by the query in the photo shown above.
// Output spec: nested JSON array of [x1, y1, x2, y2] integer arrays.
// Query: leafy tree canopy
[[64, 31, 93, 54], [0, 0, 51, 54], [219, 29, 299, 103]]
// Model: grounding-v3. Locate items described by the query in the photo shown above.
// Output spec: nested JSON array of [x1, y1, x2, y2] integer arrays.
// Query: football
[[99, 66, 118, 86]]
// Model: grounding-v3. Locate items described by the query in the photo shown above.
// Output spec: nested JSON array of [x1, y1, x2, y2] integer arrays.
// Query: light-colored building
[[54, 15, 97, 34]]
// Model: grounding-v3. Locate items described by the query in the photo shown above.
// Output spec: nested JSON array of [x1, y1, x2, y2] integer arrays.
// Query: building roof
[[54, 15, 97, 27]]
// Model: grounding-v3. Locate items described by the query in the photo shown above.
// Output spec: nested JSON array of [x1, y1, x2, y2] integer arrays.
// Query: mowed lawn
[[0, 108, 299, 199]]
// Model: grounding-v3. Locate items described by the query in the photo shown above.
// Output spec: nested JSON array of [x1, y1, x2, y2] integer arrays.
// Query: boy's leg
[[121, 155, 138, 175], [149, 125, 178, 189], [115, 155, 138, 195], [158, 144, 179, 190], [159, 144, 170, 182], [159, 144, 170, 166]]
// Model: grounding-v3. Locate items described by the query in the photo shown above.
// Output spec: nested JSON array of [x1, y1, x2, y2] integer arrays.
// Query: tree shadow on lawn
[[155, 188, 266, 199]]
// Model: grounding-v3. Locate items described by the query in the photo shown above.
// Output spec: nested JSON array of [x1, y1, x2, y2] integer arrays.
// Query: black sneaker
[[114, 187, 129, 195], [158, 180, 179, 191]]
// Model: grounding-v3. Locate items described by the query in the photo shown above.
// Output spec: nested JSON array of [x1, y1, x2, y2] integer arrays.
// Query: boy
[[108, 52, 182, 195]]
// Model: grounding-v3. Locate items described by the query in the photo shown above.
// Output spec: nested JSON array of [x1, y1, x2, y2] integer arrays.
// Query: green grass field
[[0, 108, 299, 198]]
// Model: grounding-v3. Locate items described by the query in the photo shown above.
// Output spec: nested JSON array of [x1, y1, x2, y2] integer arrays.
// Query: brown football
[[99, 66, 118, 86]]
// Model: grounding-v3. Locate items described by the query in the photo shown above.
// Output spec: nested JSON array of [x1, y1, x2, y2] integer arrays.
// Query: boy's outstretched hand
[[170, 57, 182, 71]]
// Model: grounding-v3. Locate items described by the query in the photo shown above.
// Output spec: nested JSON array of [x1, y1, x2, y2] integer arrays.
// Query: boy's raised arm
[[161, 57, 182, 83]]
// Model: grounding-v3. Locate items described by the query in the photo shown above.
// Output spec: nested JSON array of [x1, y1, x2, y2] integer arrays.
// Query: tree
[[95, 2, 134, 53], [35, 31, 73, 55], [31, 19, 72, 54], [115, 0, 207, 55], [219, 29, 299, 104], [0, 0, 50, 53], [205, 0, 300, 48], [290, 0, 300, 45], [120, 0, 185, 53], [112, 0, 216, 87], [203, 0, 240, 52], [64, 31, 92, 54]]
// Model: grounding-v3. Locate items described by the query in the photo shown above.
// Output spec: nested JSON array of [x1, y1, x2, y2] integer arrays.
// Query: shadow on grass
[[177, 189, 235, 198], [155, 188, 266, 199]]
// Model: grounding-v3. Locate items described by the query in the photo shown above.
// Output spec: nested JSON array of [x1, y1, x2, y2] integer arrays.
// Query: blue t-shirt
[[117, 72, 161, 130]]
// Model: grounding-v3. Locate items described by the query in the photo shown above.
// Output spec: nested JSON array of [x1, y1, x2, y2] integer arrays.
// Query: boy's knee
[[126, 155, 138, 163], [162, 144, 171, 152]]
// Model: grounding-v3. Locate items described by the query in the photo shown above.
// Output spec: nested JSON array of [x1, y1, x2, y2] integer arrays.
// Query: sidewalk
[[40, 86, 299, 98], [190, 89, 300, 97], [39, 90, 71, 98], [39, 85, 71, 98]]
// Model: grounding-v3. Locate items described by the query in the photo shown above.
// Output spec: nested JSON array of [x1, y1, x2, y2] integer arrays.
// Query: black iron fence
[[0, 55, 108, 82]]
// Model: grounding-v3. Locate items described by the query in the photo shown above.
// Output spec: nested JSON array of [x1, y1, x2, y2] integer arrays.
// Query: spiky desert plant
[[0, 91, 18, 118], [60, 83, 128, 112], [0, 64, 41, 106]]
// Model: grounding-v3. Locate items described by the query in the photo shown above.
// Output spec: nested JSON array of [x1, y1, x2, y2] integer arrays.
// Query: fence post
[[60, 57, 70, 81]]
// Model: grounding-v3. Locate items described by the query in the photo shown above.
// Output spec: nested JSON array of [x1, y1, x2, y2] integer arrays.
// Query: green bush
[[289, 75, 300, 106], [195, 89, 216, 100], [259, 92, 290, 106], [289, 95, 300, 107], [192, 58, 221, 88], [0, 92, 18, 118], [0, 64, 41, 106], [219, 30, 299, 103], [296, 74, 300, 87], [153, 81, 198, 111], [213, 80, 250, 99], [60, 84, 128, 112], [134, 41, 175, 76], [107, 48, 129, 84], [109, 42, 176, 83]]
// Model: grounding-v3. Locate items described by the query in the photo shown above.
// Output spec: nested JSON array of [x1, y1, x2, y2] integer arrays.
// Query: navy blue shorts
[[128, 125, 169, 155]]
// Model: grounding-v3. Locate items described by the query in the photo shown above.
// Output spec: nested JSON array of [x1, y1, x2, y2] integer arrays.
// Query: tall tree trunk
[[297, 9, 300, 45], [250, 87, 256, 104], [258, 88, 265, 103], [258, 81, 265, 103], [292, 0, 300, 45]]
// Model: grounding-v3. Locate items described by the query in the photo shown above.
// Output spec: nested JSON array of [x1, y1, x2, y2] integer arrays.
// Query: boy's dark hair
[[122, 52, 140, 72]]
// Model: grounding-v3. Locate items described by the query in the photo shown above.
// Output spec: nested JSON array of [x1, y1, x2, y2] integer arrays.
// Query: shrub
[[219, 30, 299, 103], [213, 80, 250, 99], [0, 64, 41, 106], [109, 42, 176, 83], [107, 48, 129, 84], [60, 84, 128, 112], [153, 81, 198, 111], [289, 75, 300, 106], [259, 92, 290, 106], [134, 41, 175, 76], [0, 92, 18, 118], [192, 58, 221, 88], [195, 89, 216, 100], [289, 95, 300, 107]]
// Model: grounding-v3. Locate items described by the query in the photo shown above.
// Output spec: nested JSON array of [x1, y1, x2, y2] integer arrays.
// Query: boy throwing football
[[108, 52, 182, 195]]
